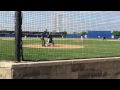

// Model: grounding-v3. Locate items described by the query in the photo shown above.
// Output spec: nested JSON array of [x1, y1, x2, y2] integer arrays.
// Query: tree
[[80, 31, 87, 36], [80, 31, 87, 40], [112, 31, 120, 39], [1, 29, 7, 31], [73, 32, 78, 35], [73, 32, 76, 35], [61, 31, 67, 38]]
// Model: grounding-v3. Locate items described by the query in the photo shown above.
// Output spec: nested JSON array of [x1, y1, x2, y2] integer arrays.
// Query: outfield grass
[[0, 37, 120, 61]]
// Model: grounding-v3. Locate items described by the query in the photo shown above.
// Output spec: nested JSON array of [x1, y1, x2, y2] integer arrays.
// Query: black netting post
[[15, 11, 22, 63]]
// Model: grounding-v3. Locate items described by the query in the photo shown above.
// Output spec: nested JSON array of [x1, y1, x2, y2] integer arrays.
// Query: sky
[[0, 11, 120, 34]]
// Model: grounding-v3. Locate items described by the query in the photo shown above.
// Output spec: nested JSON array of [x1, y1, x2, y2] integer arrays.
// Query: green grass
[[1, 37, 120, 61]]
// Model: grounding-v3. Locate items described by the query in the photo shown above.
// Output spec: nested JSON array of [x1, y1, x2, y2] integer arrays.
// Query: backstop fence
[[1, 11, 120, 62]]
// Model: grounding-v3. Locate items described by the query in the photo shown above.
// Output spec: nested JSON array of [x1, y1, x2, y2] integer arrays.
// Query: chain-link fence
[[1, 11, 120, 62]]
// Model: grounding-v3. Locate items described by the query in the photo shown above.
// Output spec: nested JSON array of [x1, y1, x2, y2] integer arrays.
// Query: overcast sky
[[0, 11, 120, 34]]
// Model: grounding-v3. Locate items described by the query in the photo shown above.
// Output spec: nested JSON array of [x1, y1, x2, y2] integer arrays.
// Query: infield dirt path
[[23, 44, 84, 49]]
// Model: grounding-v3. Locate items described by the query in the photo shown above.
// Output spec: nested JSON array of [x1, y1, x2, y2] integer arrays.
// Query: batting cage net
[[1, 11, 120, 61]]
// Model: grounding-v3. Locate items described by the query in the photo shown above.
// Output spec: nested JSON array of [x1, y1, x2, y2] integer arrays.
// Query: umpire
[[41, 31, 46, 47]]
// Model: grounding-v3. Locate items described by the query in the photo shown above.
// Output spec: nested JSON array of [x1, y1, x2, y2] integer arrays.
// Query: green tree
[[73, 32, 78, 35], [80, 31, 87, 40], [80, 31, 87, 36], [112, 31, 120, 38]]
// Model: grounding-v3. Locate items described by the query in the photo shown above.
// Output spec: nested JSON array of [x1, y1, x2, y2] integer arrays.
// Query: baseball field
[[0, 37, 120, 61]]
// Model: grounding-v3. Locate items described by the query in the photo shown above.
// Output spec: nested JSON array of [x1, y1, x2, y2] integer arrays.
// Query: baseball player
[[46, 32, 54, 47], [102, 36, 106, 41], [41, 31, 46, 47]]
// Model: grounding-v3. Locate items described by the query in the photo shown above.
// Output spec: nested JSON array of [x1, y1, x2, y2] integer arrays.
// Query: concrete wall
[[1, 57, 120, 79]]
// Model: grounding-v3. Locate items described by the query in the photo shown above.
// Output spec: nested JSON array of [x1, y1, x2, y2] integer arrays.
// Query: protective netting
[[21, 11, 120, 61], [1, 11, 120, 61], [0, 11, 15, 61]]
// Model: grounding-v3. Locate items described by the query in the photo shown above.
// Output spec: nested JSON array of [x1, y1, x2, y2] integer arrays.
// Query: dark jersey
[[49, 37, 53, 43], [47, 34, 53, 43], [103, 37, 106, 39], [41, 32, 46, 39]]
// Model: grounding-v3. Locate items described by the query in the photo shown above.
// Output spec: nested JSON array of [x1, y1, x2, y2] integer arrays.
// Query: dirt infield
[[1, 38, 14, 40], [23, 44, 84, 49]]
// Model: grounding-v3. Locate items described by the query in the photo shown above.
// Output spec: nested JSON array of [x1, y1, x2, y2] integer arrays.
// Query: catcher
[[46, 32, 54, 47]]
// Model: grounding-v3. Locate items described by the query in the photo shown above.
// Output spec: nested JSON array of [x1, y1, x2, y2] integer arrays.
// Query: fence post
[[15, 11, 22, 63]]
